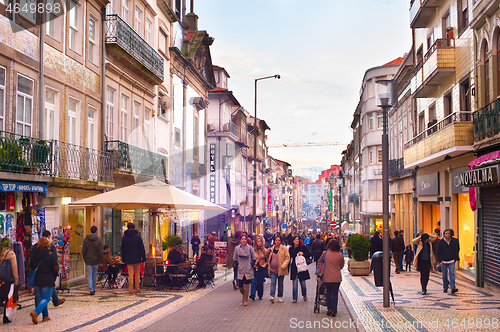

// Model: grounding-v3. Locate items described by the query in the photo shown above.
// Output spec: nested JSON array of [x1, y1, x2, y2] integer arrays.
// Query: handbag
[[305, 256, 313, 265], [26, 260, 42, 288], [435, 263, 442, 272], [296, 255, 308, 273], [0, 251, 14, 284], [315, 251, 327, 276]]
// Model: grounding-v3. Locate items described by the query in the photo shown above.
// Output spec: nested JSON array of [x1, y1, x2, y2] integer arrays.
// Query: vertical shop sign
[[210, 144, 216, 203], [268, 187, 272, 213]]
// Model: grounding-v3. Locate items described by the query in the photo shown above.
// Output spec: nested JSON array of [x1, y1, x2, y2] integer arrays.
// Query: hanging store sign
[[209, 144, 216, 203], [268, 187, 272, 213], [451, 166, 470, 194], [416, 172, 439, 196], [458, 165, 499, 187], [0, 181, 47, 193]]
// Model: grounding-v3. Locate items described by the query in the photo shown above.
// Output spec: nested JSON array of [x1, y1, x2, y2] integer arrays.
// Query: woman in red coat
[[321, 239, 345, 317]]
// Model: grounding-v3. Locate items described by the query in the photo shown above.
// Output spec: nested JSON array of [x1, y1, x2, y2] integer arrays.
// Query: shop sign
[[451, 166, 470, 194], [209, 144, 216, 203], [416, 172, 439, 195], [0, 181, 47, 193], [458, 165, 499, 187], [268, 187, 272, 213]]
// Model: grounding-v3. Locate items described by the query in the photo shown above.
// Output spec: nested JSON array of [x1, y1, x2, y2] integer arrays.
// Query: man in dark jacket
[[391, 231, 405, 274], [121, 223, 146, 294], [82, 226, 103, 295], [436, 229, 460, 294], [191, 233, 201, 258], [370, 231, 383, 258], [311, 234, 325, 262]]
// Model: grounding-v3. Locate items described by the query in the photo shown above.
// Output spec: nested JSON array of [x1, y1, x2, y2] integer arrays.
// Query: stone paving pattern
[[7, 267, 233, 331], [341, 260, 500, 332]]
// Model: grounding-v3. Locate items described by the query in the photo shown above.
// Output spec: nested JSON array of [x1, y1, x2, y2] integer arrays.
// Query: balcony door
[[66, 98, 81, 179]]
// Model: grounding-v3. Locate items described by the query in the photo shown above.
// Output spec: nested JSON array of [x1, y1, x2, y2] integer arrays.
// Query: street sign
[[330, 220, 337, 228], [281, 223, 286, 230]]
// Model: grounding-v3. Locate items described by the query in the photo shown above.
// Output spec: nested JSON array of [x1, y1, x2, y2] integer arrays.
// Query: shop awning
[[0, 181, 47, 193]]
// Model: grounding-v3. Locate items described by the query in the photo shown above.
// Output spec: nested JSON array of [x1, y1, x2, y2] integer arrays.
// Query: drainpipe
[[101, 8, 107, 152], [38, 12, 45, 140]]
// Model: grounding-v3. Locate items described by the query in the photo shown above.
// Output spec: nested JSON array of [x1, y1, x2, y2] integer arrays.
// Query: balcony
[[0, 131, 113, 183], [403, 112, 473, 167], [410, 0, 442, 28], [207, 121, 239, 138], [413, 39, 455, 98], [473, 99, 500, 143], [105, 140, 166, 178], [105, 14, 164, 84], [389, 158, 412, 177]]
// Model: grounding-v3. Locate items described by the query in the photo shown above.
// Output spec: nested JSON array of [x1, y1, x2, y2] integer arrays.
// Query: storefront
[[416, 172, 441, 234]]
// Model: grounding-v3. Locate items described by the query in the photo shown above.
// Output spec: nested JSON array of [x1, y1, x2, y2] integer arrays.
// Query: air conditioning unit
[[223, 123, 230, 131], [207, 123, 215, 131]]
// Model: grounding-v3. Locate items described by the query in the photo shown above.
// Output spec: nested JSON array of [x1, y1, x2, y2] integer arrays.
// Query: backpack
[[0, 251, 14, 284]]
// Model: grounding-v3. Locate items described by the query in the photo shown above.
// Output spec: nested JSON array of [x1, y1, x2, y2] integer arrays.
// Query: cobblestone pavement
[[138, 264, 358, 332], [6, 267, 232, 331], [341, 260, 500, 332]]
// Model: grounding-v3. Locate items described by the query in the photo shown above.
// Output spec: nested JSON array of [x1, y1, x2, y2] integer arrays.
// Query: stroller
[[313, 276, 327, 313]]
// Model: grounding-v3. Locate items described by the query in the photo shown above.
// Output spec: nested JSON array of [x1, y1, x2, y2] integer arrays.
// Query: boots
[[243, 284, 250, 306], [239, 286, 244, 295]]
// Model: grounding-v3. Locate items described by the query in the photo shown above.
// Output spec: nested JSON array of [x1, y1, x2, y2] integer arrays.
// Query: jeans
[[399, 251, 404, 271], [35, 287, 59, 306], [269, 271, 284, 298], [325, 282, 340, 313], [292, 274, 307, 300], [87, 265, 98, 292], [250, 266, 266, 298], [34, 287, 52, 318], [441, 262, 456, 290]]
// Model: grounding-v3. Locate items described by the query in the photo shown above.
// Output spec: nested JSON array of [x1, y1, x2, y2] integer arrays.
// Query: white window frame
[[20, 0, 36, 23], [134, 6, 143, 37], [106, 88, 114, 139], [0, 66, 5, 132], [120, 95, 128, 141], [69, 0, 80, 53], [107, 0, 114, 15], [377, 112, 383, 129], [144, 107, 151, 148], [368, 113, 374, 131], [67, 97, 80, 145], [44, 87, 60, 140], [122, 0, 129, 23], [158, 27, 169, 58], [145, 16, 152, 45], [87, 106, 98, 150], [132, 101, 140, 146], [16, 74, 34, 136], [88, 15, 98, 65]]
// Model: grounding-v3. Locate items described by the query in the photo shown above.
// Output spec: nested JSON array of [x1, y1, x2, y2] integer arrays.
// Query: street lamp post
[[376, 79, 393, 308], [253, 74, 280, 235]]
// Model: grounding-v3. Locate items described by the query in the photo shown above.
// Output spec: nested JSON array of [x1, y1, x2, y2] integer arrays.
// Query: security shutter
[[482, 187, 500, 289]]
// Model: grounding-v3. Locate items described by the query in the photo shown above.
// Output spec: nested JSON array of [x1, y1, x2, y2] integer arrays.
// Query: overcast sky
[[195, 0, 412, 180]]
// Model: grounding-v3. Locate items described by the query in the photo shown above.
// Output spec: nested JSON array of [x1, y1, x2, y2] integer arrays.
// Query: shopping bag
[[5, 284, 17, 319], [0, 251, 14, 283], [296, 255, 308, 273], [315, 251, 327, 276]]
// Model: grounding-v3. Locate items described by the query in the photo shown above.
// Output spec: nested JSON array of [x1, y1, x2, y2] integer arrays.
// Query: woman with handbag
[[0, 237, 18, 324], [250, 236, 270, 300], [233, 234, 256, 306], [29, 237, 59, 324], [322, 239, 344, 317], [267, 235, 290, 303], [289, 235, 311, 303]]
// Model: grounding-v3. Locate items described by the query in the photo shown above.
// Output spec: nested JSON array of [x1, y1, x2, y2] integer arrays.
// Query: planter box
[[347, 259, 371, 276]]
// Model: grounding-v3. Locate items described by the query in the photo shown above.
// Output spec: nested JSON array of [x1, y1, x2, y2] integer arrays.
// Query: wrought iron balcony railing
[[105, 140, 166, 178], [105, 14, 164, 81], [404, 111, 471, 149], [388, 157, 412, 177], [473, 99, 500, 142], [53, 141, 113, 182], [0, 131, 52, 175]]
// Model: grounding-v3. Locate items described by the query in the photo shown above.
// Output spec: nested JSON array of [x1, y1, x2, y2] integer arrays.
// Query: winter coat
[[370, 235, 383, 257], [98, 253, 116, 273], [412, 234, 438, 267], [233, 244, 256, 280], [404, 249, 414, 263], [30, 248, 58, 288], [121, 229, 146, 265], [311, 239, 325, 254], [82, 233, 104, 266], [391, 236, 405, 252], [0, 247, 18, 285], [225, 237, 240, 268], [288, 244, 311, 281], [196, 253, 215, 279], [191, 236, 201, 249], [267, 245, 290, 277], [436, 237, 460, 263], [322, 250, 345, 283]]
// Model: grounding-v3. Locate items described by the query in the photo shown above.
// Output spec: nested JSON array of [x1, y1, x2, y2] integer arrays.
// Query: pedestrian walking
[[250, 236, 270, 300], [432, 229, 441, 270], [403, 245, 414, 271], [436, 229, 460, 294], [29, 237, 59, 324], [121, 222, 146, 295], [208, 232, 219, 248], [391, 231, 405, 274], [398, 230, 405, 271], [225, 231, 241, 290], [0, 237, 17, 324], [82, 226, 104, 295], [311, 234, 325, 262], [289, 235, 311, 303], [233, 235, 256, 306], [412, 233, 438, 295], [267, 235, 290, 303], [322, 239, 345, 317], [191, 233, 201, 258], [32, 230, 65, 307], [370, 231, 383, 258], [264, 229, 273, 247]]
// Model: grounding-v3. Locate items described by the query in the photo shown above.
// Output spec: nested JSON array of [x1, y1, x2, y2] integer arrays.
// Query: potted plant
[[446, 27, 453, 39], [0, 139, 26, 173], [162, 234, 183, 256], [346, 233, 371, 276]]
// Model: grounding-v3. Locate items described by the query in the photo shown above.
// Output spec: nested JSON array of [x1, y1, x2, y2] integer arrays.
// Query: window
[[67, 99, 79, 145], [45, 88, 58, 140], [368, 113, 374, 130], [145, 17, 152, 45], [144, 108, 151, 147], [20, 0, 36, 23], [377, 112, 383, 129], [458, 0, 468, 34], [498, 34, 500, 97], [485, 46, 490, 105], [46, 0, 56, 39], [88, 107, 97, 149], [88, 16, 98, 65], [122, 0, 129, 23], [378, 150, 382, 163], [159, 28, 169, 58], [16, 75, 33, 136], [174, 127, 181, 147], [106, 88, 114, 139], [194, 113, 199, 159], [69, 1, 82, 53], [107, 0, 114, 15], [132, 102, 140, 146], [427, 35, 433, 51], [369, 150, 373, 164], [120, 95, 128, 141], [134, 7, 142, 37], [0, 67, 4, 132], [460, 78, 471, 113]]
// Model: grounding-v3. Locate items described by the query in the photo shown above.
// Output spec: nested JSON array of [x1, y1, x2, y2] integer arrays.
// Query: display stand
[[53, 226, 70, 293]]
